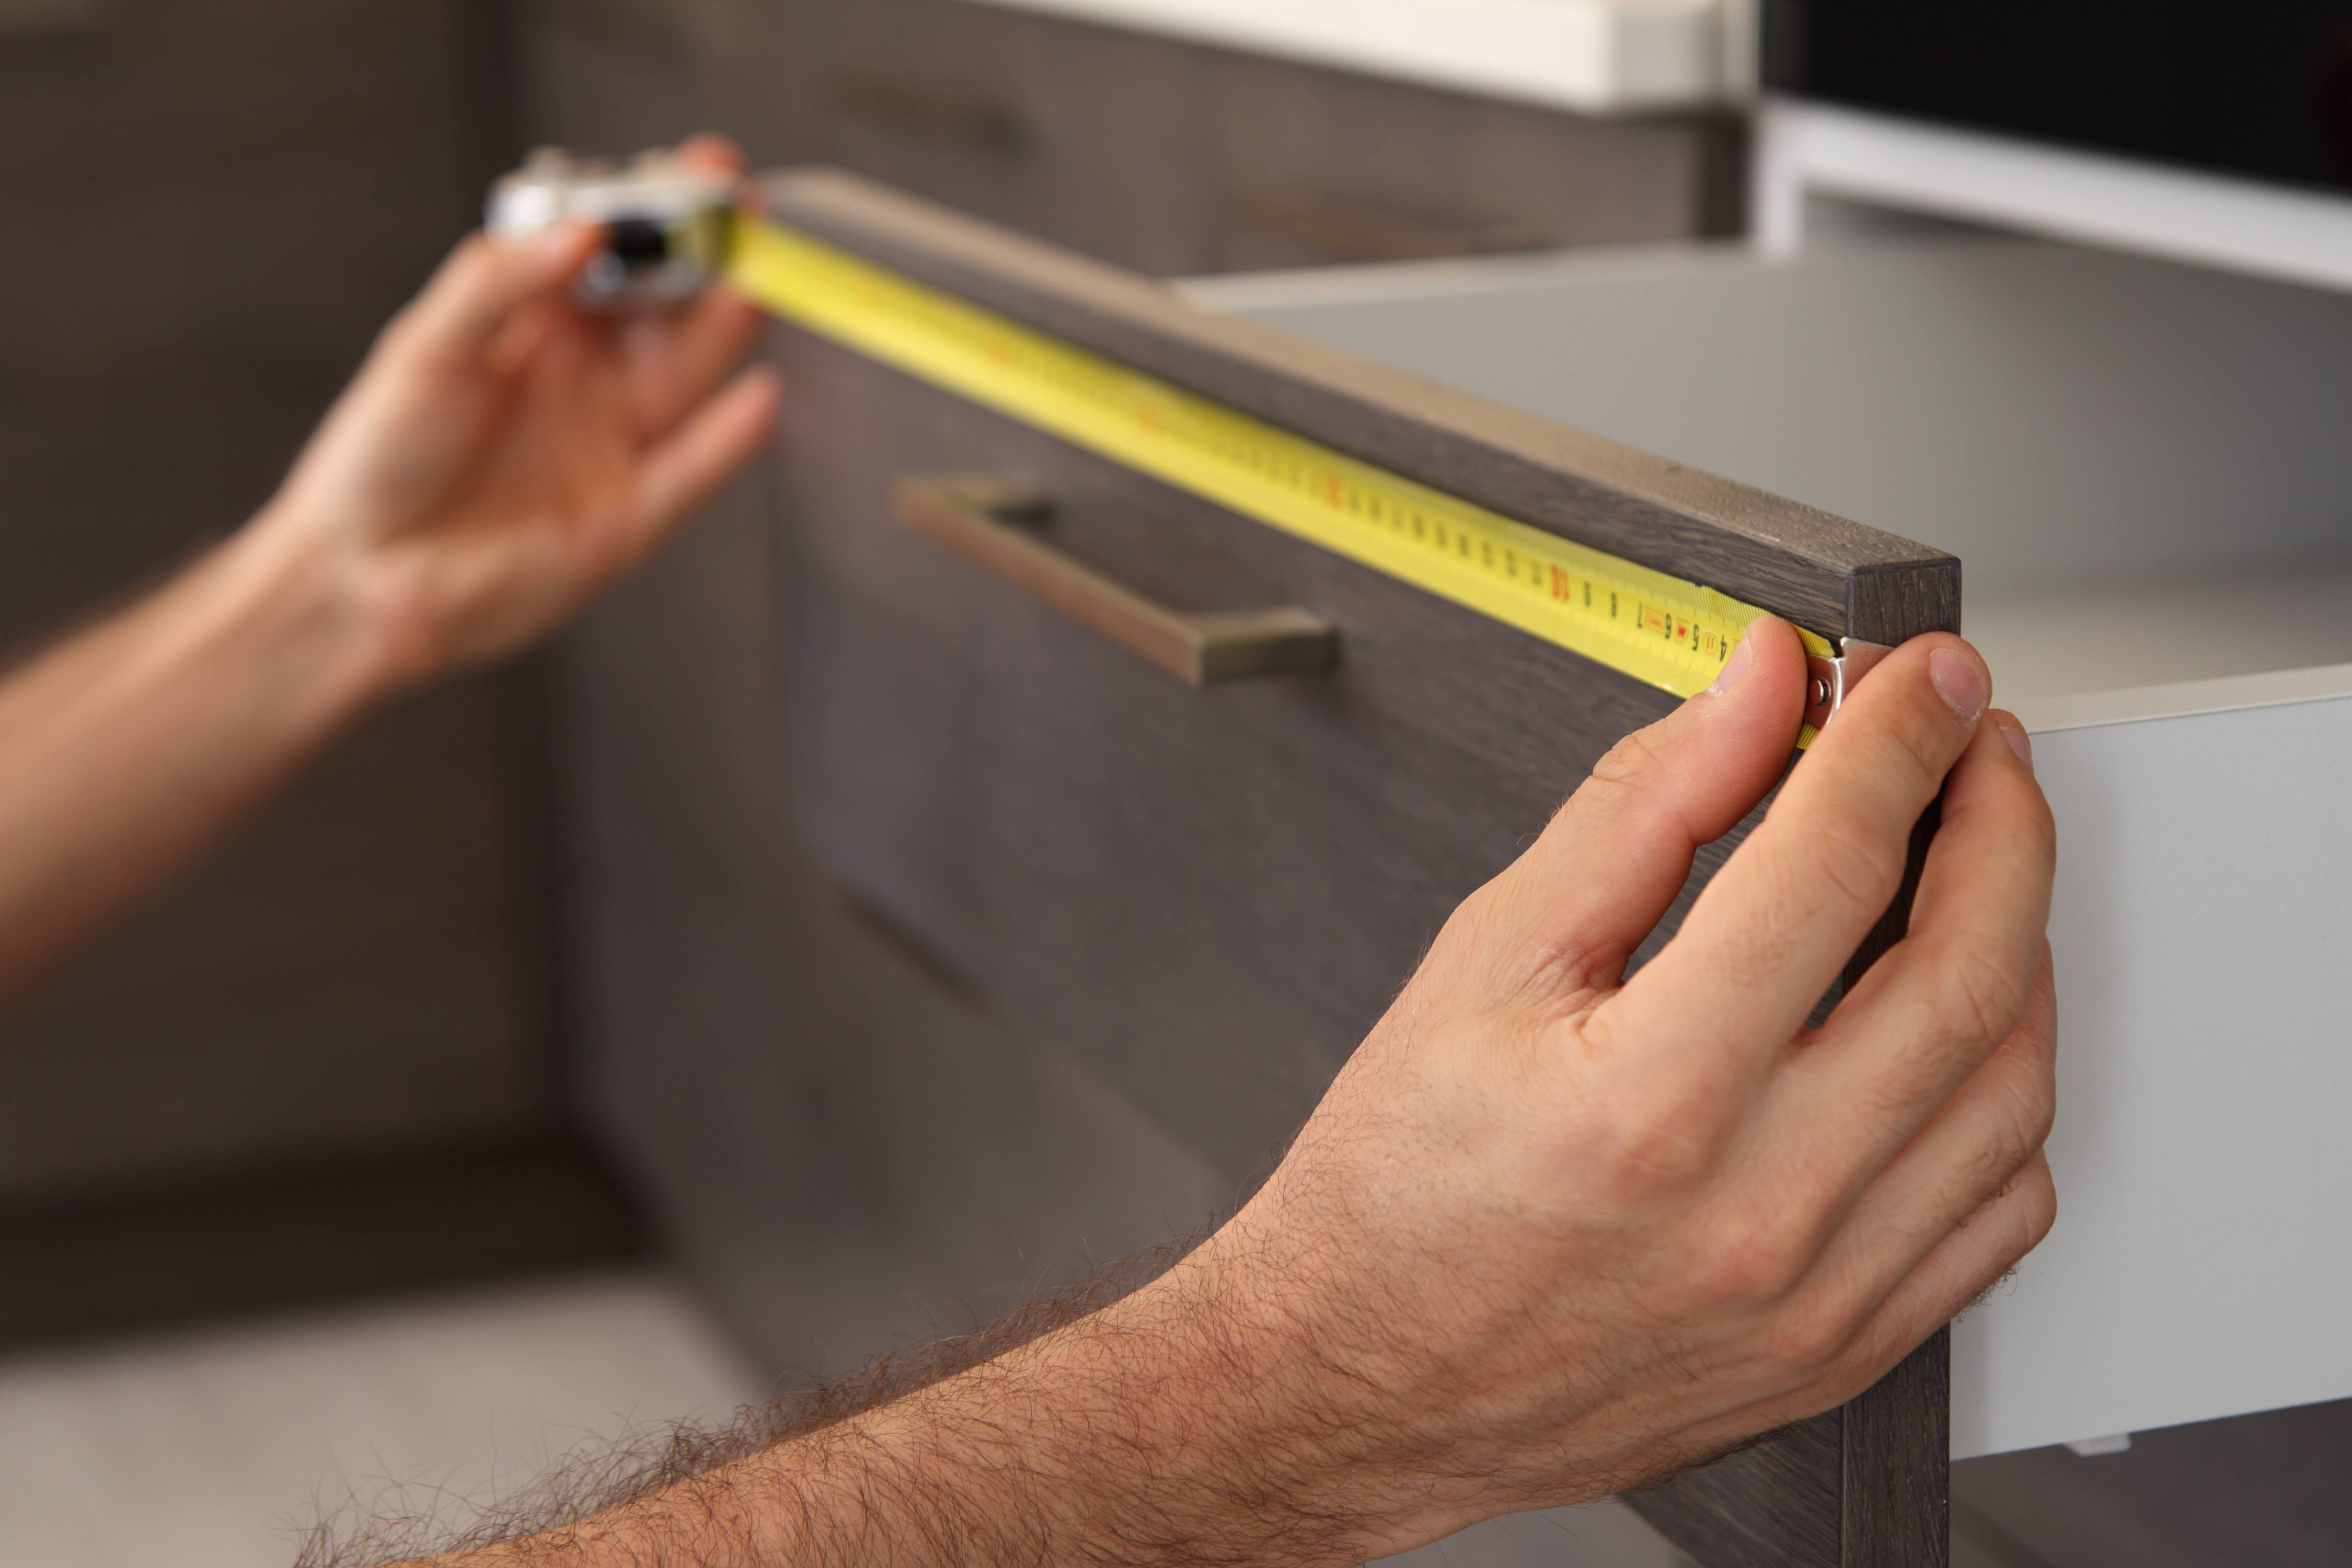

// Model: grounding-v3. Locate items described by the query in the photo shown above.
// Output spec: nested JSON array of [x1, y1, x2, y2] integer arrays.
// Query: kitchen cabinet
[[766, 169, 1956, 1566], [525, 0, 1743, 277], [581, 167, 2352, 1563], [528, 10, 2352, 1565]]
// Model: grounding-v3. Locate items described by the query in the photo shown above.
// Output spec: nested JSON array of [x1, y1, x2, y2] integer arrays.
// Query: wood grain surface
[[765, 172, 1961, 1565], [781, 328, 1690, 1171], [762, 169, 1956, 636]]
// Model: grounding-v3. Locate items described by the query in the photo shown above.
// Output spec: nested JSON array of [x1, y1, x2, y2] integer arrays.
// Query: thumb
[[1472, 616, 1811, 995], [393, 225, 602, 366]]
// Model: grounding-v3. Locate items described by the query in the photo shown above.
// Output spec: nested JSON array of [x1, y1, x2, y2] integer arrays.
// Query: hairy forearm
[[0, 513, 395, 996], [426, 1254, 1431, 1568]]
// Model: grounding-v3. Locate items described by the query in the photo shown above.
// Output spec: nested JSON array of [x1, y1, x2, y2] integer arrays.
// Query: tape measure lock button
[[1803, 639, 1892, 740]]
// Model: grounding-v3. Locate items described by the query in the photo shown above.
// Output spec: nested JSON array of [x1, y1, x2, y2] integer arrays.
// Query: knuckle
[[1754, 1296, 1852, 1377], [1986, 787, 2061, 898], [1817, 1328, 1907, 1410], [1578, 1077, 1729, 1196], [1585, 726, 1670, 801], [2019, 788, 2059, 869], [1951, 1080, 2054, 1224], [1968, 774, 2060, 883], [1601, 1111, 1719, 1195], [2021, 1165, 2060, 1248], [1860, 665, 1969, 795], [1933, 935, 2038, 1054], [2002, 1044, 2060, 1151], [1422, 880, 1526, 992], [1966, 1162, 2059, 1281], [1790, 813, 1908, 924], [1684, 1213, 1816, 1310], [1965, 1116, 2037, 1205], [1431, 879, 1503, 955]]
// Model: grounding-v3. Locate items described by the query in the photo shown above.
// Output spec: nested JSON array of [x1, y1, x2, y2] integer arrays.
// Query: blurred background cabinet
[[0, 0, 640, 1347], [528, 0, 1744, 275]]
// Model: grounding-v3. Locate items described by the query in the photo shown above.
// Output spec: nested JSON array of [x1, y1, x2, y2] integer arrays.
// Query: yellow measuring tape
[[728, 217, 1836, 721]]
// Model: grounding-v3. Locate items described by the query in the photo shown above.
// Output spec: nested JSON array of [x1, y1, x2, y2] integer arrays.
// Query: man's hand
[[250, 135, 779, 687], [416, 619, 2054, 1568], [0, 136, 777, 999], [1143, 617, 2056, 1558]]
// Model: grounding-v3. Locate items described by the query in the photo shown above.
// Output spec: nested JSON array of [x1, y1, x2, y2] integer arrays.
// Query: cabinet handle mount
[[891, 475, 1338, 686]]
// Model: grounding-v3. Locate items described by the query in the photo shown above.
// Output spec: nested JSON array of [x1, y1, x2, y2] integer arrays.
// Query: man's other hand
[[251, 135, 780, 687]]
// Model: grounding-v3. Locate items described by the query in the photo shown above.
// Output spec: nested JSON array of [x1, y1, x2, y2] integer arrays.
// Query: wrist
[[1117, 1240, 1470, 1562], [758, 1251, 1415, 1568], [221, 503, 424, 714]]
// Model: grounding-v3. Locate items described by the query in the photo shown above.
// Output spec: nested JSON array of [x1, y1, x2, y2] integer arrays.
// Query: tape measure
[[491, 152, 1864, 742]]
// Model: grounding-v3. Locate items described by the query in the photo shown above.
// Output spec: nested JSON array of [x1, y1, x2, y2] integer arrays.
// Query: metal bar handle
[[891, 475, 1338, 686]]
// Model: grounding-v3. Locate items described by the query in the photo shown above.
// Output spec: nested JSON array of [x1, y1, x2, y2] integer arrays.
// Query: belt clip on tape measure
[[487, 149, 1887, 741]]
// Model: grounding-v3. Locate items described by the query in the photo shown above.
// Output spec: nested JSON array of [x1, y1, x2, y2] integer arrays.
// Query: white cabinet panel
[[1207, 233, 2352, 1456], [1961, 679, 2352, 1457]]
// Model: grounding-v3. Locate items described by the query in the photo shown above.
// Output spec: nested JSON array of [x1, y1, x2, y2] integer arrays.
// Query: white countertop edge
[[956, 0, 1739, 115], [1176, 236, 1761, 314], [2012, 662, 2352, 735], [1765, 98, 2352, 297]]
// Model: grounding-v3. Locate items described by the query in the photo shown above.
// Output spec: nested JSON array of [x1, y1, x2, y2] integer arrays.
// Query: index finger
[[1601, 633, 1993, 1068]]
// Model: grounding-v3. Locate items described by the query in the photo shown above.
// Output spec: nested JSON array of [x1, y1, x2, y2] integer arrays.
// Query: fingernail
[[1706, 636, 1756, 696], [1929, 646, 1989, 725], [1996, 714, 2034, 772]]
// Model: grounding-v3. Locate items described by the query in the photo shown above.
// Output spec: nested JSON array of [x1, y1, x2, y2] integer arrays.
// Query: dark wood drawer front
[[764, 172, 1961, 1568], [779, 331, 1688, 1178], [766, 168, 1957, 1179]]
